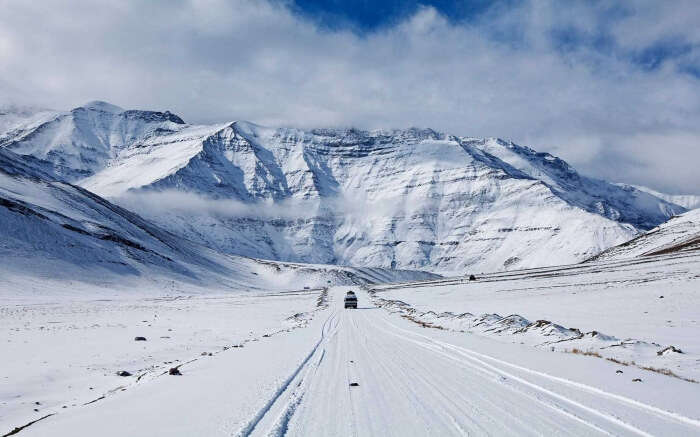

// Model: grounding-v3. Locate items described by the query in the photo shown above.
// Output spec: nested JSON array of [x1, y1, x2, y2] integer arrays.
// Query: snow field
[[9, 286, 700, 436], [370, 251, 700, 382], [0, 289, 324, 434]]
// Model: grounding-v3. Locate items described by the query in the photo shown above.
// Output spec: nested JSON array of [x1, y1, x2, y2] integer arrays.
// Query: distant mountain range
[[1, 101, 694, 275]]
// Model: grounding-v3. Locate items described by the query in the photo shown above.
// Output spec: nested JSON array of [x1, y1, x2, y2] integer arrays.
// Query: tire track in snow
[[376, 314, 700, 435], [235, 310, 339, 437], [359, 310, 614, 436]]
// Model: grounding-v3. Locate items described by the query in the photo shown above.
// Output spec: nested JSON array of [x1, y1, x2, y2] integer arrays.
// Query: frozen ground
[[0, 288, 326, 434], [370, 251, 700, 383], [3, 274, 699, 436]]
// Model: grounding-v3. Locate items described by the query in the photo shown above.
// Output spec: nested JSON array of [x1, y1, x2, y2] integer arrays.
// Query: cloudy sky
[[1, 0, 699, 193]]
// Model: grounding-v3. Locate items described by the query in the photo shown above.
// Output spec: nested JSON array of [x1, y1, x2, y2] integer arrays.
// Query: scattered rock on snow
[[169, 367, 182, 375], [116, 370, 132, 377], [657, 345, 683, 356], [134, 336, 147, 341]]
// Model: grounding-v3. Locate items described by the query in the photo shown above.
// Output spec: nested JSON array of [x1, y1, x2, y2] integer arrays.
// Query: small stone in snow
[[134, 336, 147, 341], [169, 367, 182, 375], [116, 370, 132, 377], [632, 378, 642, 382], [349, 382, 360, 387], [659, 296, 664, 299], [616, 370, 623, 374]]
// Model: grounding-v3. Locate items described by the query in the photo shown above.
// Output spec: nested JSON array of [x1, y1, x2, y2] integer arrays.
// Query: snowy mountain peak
[[77, 101, 186, 124], [81, 100, 124, 114], [0, 101, 189, 180]]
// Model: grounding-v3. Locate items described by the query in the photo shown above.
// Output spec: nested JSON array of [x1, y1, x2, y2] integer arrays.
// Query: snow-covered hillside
[[588, 208, 700, 262], [0, 102, 686, 274], [0, 148, 436, 296], [0, 101, 187, 181], [0, 104, 56, 137], [475, 139, 683, 228], [619, 184, 700, 210]]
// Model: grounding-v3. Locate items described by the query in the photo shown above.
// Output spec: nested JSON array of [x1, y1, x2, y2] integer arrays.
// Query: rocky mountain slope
[[0, 102, 689, 274]]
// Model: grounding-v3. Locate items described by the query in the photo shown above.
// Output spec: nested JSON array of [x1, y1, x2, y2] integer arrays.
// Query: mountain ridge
[[0, 101, 689, 274]]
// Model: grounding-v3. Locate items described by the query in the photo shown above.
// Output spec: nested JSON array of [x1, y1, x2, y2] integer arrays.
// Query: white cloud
[[1, 0, 699, 193], [116, 190, 411, 223]]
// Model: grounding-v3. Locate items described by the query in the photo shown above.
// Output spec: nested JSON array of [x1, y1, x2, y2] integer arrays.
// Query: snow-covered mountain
[[587, 208, 700, 262], [617, 184, 700, 210], [0, 101, 687, 274], [0, 147, 433, 294], [0, 101, 187, 181], [0, 104, 56, 136]]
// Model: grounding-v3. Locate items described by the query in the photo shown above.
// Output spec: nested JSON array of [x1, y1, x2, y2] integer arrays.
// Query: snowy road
[[12, 287, 700, 436], [241, 287, 700, 436]]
